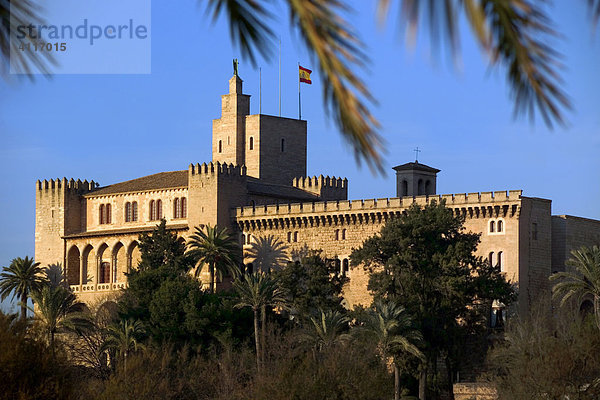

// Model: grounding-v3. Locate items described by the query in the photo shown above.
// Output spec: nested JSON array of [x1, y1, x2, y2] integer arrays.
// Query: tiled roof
[[86, 171, 188, 197], [392, 161, 440, 173]]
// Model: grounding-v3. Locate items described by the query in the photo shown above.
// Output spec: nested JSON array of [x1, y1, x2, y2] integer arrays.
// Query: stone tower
[[393, 161, 440, 197], [212, 74, 307, 186]]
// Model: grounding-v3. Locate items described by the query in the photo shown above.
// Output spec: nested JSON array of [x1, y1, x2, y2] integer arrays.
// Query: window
[[498, 251, 504, 272], [497, 220, 503, 232], [293, 231, 298, 242], [181, 197, 186, 218], [417, 179, 424, 195], [490, 220, 495, 233], [532, 223, 538, 240], [335, 229, 339, 241], [342, 259, 349, 277], [100, 262, 110, 284], [488, 252, 495, 268], [249, 136, 254, 150], [287, 232, 292, 243], [218, 140, 222, 153], [125, 202, 132, 222], [227, 136, 230, 145], [132, 201, 138, 221], [157, 200, 162, 219], [342, 229, 346, 240], [149, 200, 156, 220], [99, 203, 111, 224], [174, 198, 180, 218], [402, 180, 408, 197], [281, 138, 285, 152]]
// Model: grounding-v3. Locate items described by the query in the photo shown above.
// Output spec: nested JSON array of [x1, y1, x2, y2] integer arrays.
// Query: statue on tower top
[[233, 58, 239, 77]]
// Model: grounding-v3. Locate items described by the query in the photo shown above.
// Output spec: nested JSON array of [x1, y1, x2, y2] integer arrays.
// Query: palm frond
[[245, 234, 290, 273], [0, 0, 56, 79]]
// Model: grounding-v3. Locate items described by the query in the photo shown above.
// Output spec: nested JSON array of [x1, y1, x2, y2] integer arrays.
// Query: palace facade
[[34, 73, 600, 311]]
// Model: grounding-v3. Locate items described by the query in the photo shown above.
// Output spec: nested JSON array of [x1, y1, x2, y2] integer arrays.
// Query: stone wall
[[552, 215, 600, 274]]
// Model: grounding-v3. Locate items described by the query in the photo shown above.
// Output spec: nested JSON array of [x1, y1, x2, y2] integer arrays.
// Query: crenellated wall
[[291, 175, 348, 201]]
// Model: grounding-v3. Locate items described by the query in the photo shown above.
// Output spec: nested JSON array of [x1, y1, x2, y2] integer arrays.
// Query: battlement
[[291, 175, 348, 201], [234, 190, 523, 218], [36, 178, 96, 193], [188, 162, 247, 177]]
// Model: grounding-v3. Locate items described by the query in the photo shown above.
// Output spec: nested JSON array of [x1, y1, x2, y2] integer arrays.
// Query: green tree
[[351, 201, 515, 399], [274, 251, 347, 317], [102, 319, 145, 371], [299, 309, 352, 358], [357, 299, 424, 400], [137, 219, 192, 273], [29, 286, 88, 351], [0, 256, 46, 320], [187, 224, 240, 293], [550, 245, 600, 331], [233, 272, 285, 372]]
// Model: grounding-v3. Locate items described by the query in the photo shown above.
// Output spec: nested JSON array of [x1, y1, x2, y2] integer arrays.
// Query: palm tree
[[550, 245, 600, 330], [299, 309, 352, 359], [187, 224, 240, 293], [198, 0, 600, 170], [233, 272, 285, 372], [245, 234, 289, 273], [29, 286, 88, 351], [359, 299, 424, 400], [44, 263, 68, 289], [101, 319, 145, 370], [0, 256, 46, 320]]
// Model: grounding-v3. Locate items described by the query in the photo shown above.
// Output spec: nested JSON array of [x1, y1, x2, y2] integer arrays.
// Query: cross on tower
[[414, 147, 421, 162]]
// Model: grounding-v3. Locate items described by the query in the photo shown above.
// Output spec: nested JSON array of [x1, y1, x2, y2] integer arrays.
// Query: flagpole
[[259, 67, 262, 115], [278, 39, 281, 117], [298, 62, 301, 120]]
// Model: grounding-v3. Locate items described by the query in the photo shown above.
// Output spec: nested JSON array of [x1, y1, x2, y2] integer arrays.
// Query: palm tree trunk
[[210, 262, 215, 293], [261, 304, 266, 367], [394, 361, 400, 400], [253, 308, 261, 374], [20, 292, 27, 321], [419, 364, 427, 400], [594, 296, 600, 332]]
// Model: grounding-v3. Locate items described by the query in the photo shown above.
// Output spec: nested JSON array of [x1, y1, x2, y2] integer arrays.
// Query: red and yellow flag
[[299, 65, 312, 84]]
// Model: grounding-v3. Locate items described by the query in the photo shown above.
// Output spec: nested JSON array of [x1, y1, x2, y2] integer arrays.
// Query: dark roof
[[63, 224, 189, 239], [247, 178, 319, 201], [86, 170, 188, 197], [392, 161, 440, 173]]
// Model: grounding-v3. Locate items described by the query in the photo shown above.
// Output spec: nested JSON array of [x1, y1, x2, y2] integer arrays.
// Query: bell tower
[[393, 161, 440, 197]]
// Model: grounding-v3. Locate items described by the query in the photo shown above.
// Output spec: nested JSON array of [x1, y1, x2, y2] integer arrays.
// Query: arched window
[[132, 202, 138, 221], [402, 180, 408, 197], [125, 202, 132, 222], [342, 229, 346, 240], [174, 198, 180, 218], [149, 200, 156, 220], [293, 231, 298, 242], [100, 262, 110, 284], [181, 197, 187, 218], [498, 251, 504, 272], [490, 220, 495, 233], [218, 140, 222, 153], [497, 220, 503, 232], [287, 232, 292, 243], [106, 204, 111, 224], [342, 259, 349, 277], [157, 200, 162, 219], [335, 229, 339, 241], [99, 204, 105, 224], [249, 136, 254, 150], [418, 179, 424, 195], [334, 258, 341, 274], [488, 252, 495, 268], [425, 180, 431, 195], [281, 138, 285, 152]]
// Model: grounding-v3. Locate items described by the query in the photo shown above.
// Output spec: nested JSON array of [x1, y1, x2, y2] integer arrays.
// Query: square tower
[[393, 161, 440, 197]]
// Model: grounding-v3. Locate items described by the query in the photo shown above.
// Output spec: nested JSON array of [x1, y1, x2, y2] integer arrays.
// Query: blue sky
[[1, 1, 599, 311]]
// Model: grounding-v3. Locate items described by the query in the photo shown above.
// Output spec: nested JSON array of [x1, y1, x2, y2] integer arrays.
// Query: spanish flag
[[299, 65, 312, 84]]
